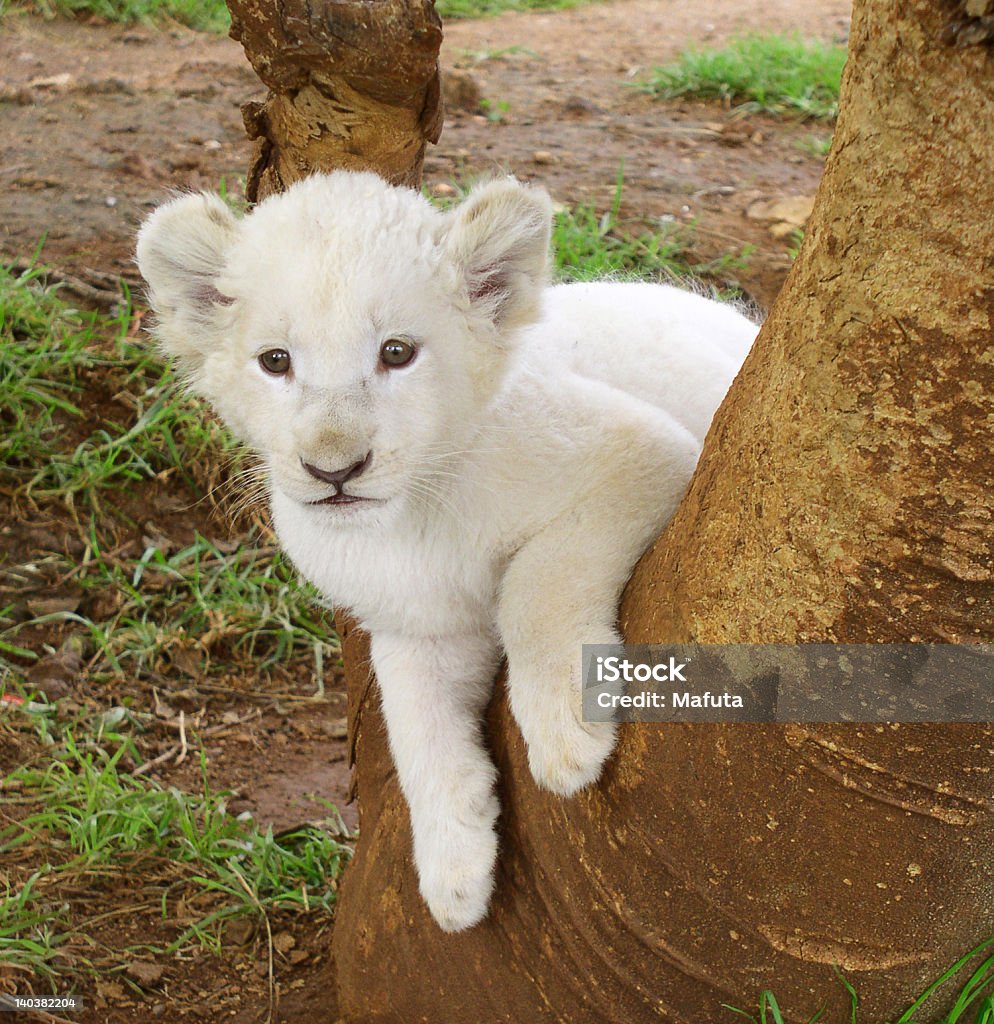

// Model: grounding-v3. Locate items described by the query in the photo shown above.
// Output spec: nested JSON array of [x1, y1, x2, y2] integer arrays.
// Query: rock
[[532, 150, 556, 165], [94, 980, 126, 1007], [717, 124, 751, 147], [769, 222, 802, 240], [224, 917, 255, 946], [125, 962, 164, 986], [746, 195, 816, 236], [28, 73, 73, 92], [323, 717, 348, 740], [431, 182, 456, 198]]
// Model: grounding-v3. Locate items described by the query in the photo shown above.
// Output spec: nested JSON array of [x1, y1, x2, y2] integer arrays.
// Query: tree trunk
[[225, 0, 442, 202], [226, 0, 994, 1020]]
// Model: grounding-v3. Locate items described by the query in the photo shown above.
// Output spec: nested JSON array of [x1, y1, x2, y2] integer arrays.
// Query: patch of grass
[[69, 528, 334, 682], [552, 194, 694, 282], [640, 34, 848, 121], [1, 263, 236, 511], [429, 171, 750, 287], [0, 261, 338, 689], [551, 169, 750, 286], [4, 0, 601, 28], [1, 263, 103, 480], [0, 871, 71, 980], [0, 728, 350, 976], [4, 0, 230, 31], [479, 97, 511, 123], [895, 937, 994, 1024]]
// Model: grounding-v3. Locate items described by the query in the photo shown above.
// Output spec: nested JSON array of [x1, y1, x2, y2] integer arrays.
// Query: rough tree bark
[[225, 1, 994, 1021], [225, 0, 443, 200]]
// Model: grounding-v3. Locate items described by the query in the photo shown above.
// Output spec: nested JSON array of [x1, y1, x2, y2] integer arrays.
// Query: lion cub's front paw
[[415, 814, 498, 932], [527, 716, 617, 797]]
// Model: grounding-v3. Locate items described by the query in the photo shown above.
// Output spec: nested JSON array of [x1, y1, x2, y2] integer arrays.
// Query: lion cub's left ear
[[136, 193, 240, 375], [440, 178, 553, 335]]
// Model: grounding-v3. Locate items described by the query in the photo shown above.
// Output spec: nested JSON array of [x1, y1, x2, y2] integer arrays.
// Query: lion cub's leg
[[370, 629, 501, 932], [497, 389, 699, 796]]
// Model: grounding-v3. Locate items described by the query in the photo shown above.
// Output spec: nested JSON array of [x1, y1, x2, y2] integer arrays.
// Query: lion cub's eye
[[258, 349, 291, 376], [379, 337, 417, 369]]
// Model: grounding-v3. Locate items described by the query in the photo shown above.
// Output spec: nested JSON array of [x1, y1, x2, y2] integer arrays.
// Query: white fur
[[136, 171, 757, 932]]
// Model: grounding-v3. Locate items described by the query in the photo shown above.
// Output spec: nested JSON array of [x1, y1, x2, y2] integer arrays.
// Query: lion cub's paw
[[415, 812, 498, 933], [527, 716, 617, 797]]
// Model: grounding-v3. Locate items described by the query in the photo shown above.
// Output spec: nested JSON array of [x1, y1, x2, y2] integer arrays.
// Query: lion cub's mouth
[[309, 494, 380, 507]]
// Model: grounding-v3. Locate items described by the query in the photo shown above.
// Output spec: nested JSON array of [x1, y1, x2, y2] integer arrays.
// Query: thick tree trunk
[[225, 0, 442, 201], [226, 0, 994, 1020]]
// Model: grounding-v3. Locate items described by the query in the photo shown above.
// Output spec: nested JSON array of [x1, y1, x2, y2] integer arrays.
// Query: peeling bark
[[225, 0, 442, 200], [222, 0, 994, 1020]]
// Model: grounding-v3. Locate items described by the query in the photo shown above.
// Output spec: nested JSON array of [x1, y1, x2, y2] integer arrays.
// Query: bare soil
[[0, 0, 850, 1020]]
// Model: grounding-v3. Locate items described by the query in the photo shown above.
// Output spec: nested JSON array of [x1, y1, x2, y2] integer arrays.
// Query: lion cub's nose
[[302, 452, 372, 489]]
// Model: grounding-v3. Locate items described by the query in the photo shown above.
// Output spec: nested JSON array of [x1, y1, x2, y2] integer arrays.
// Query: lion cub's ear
[[136, 193, 240, 375], [440, 178, 552, 336]]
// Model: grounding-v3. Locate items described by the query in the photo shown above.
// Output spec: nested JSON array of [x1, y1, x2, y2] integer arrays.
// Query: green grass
[[551, 183, 746, 285], [431, 170, 750, 287], [3, 0, 230, 31], [3, 0, 601, 29], [71, 528, 334, 682], [1, 727, 350, 976], [1, 263, 106, 481], [562, 169, 752, 287], [640, 34, 848, 121], [1, 265, 236, 510], [0, 261, 338, 690], [0, 871, 70, 980], [1, 260, 346, 986]]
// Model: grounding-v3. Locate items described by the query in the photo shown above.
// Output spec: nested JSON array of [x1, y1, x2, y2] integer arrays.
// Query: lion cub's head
[[136, 172, 551, 523]]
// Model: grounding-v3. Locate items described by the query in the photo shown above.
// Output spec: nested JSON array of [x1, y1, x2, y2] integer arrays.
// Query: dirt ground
[[0, 0, 850, 1020], [0, 0, 850, 309]]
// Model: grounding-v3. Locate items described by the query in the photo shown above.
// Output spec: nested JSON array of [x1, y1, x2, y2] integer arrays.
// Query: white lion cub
[[136, 171, 757, 932]]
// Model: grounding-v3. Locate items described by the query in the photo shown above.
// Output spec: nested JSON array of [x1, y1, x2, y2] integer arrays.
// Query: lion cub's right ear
[[136, 193, 240, 375]]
